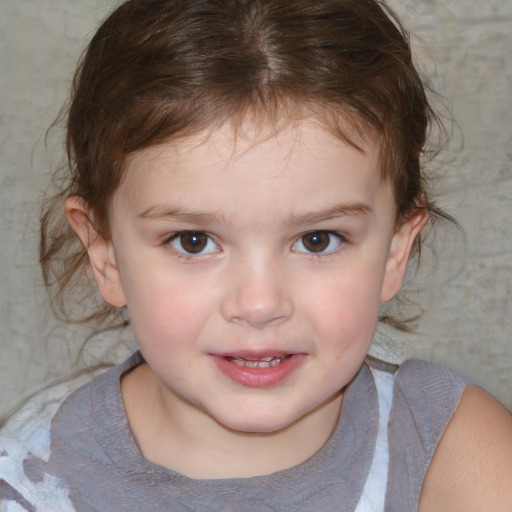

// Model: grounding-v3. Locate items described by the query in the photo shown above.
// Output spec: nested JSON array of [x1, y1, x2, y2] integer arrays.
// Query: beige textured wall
[[1, 0, 511, 415]]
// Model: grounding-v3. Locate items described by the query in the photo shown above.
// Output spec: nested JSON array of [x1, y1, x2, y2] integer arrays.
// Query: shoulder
[[0, 373, 92, 458], [50, 352, 142, 446], [420, 385, 512, 511], [0, 378, 88, 511], [394, 358, 470, 396], [384, 358, 471, 511], [0, 354, 140, 511], [391, 358, 470, 443]]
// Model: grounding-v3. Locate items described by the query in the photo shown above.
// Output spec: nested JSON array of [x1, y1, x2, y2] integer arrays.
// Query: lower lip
[[211, 354, 306, 387]]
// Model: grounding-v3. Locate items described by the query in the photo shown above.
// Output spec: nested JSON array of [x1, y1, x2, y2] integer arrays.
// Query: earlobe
[[380, 209, 428, 303], [64, 196, 127, 308]]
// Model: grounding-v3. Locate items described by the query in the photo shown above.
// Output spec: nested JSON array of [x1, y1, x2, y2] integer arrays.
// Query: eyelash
[[162, 230, 347, 260], [291, 231, 346, 257], [164, 231, 220, 261]]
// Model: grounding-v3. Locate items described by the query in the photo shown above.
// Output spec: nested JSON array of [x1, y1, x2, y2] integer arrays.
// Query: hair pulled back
[[41, 0, 443, 328]]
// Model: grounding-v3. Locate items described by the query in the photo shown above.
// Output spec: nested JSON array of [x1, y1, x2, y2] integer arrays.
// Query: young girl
[[1, 0, 511, 510]]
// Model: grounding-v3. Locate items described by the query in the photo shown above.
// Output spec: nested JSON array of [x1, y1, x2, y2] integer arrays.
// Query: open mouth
[[212, 351, 305, 387], [225, 355, 292, 368]]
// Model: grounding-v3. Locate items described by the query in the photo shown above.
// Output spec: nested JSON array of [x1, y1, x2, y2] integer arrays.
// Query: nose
[[220, 258, 294, 328]]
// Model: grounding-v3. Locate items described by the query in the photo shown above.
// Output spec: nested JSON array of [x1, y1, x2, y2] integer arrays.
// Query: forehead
[[114, 118, 394, 227], [124, 115, 382, 179]]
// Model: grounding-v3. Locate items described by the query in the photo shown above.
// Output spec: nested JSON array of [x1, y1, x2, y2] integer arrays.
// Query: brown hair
[[41, 0, 448, 329]]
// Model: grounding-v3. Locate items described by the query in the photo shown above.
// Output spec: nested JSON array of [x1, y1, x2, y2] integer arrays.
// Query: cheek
[[304, 268, 382, 363], [119, 265, 212, 346], [308, 267, 383, 326], [125, 280, 208, 384]]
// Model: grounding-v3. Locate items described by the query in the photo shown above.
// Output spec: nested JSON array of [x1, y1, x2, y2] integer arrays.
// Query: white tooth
[[228, 355, 291, 368]]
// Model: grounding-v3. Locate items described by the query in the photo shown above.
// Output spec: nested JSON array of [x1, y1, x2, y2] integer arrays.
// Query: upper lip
[[212, 350, 302, 360]]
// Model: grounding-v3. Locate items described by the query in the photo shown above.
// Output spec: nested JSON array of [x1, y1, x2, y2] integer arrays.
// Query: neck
[[121, 363, 343, 479]]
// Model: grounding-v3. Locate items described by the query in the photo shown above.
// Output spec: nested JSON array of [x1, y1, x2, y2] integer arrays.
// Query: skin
[[419, 386, 512, 511], [65, 118, 512, 506]]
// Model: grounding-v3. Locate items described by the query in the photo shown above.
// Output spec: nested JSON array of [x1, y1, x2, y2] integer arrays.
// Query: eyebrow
[[139, 202, 372, 226], [287, 203, 373, 225], [139, 205, 227, 225]]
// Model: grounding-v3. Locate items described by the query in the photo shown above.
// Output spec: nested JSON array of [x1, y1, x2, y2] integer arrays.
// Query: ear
[[380, 208, 428, 303], [64, 196, 127, 308]]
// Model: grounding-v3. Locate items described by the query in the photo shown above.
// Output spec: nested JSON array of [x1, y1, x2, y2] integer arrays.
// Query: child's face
[[82, 119, 424, 434]]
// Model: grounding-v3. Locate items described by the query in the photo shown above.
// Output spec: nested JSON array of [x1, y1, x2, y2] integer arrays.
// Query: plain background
[[1, 0, 511, 415]]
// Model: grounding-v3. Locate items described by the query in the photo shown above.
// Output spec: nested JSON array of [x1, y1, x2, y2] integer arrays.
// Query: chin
[[213, 406, 303, 435], [227, 420, 294, 435]]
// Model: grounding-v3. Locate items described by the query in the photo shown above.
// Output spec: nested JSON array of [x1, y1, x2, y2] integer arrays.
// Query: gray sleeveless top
[[0, 353, 469, 511]]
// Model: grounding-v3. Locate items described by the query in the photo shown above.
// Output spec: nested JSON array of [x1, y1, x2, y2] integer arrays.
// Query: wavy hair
[[41, 0, 450, 330]]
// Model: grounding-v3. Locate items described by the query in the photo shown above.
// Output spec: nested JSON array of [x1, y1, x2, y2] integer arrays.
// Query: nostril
[[220, 293, 294, 328], [219, 265, 294, 327]]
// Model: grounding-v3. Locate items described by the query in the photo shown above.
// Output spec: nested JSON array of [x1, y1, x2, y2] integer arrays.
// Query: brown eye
[[170, 232, 218, 255], [301, 232, 330, 252], [292, 231, 343, 254]]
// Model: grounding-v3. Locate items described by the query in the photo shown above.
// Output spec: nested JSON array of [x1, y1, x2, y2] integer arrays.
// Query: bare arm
[[419, 386, 512, 511]]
